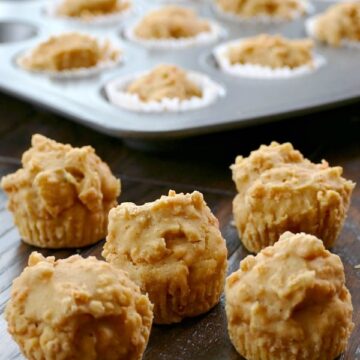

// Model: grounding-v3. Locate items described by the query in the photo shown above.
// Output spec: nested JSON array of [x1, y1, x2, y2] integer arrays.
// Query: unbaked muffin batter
[[315, 2, 360, 46], [216, 0, 304, 19], [127, 64, 202, 102], [57, 0, 129, 18], [19, 33, 119, 72], [228, 34, 314, 69], [134, 6, 210, 39]]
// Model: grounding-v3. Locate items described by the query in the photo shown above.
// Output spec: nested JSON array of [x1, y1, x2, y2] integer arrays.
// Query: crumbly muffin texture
[[5, 252, 153, 360], [231, 142, 355, 252], [1, 134, 120, 248], [226, 232, 354, 360], [216, 0, 304, 19], [57, 0, 129, 18], [315, 2, 360, 46], [228, 34, 314, 69], [103, 190, 228, 324], [134, 6, 211, 40], [127, 65, 202, 102], [20, 33, 119, 72]]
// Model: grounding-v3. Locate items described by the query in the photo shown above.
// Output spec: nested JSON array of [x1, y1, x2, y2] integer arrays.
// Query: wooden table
[[0, 93, 359, 359]]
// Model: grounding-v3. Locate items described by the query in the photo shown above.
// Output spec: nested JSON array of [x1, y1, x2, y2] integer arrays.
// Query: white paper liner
[[46, 0, 133, 25], [125, 20, 226, 49], [105, 70, 226, 112], [17, 34, 123, 79], [213, 39, 326, 79], [306, 15, 360, 49], [212, 0, 313, 23]]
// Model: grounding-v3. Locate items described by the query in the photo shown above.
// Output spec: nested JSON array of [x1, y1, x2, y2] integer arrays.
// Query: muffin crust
[[226, 232, 354, 360], [231, 142, 355, 252], [1, 134, 120, 248], [103, 190, 228, 324], [5, 252, 153, 360]]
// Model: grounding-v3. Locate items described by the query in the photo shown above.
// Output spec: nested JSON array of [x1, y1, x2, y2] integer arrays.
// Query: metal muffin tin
[[0, 0, 359, 139]]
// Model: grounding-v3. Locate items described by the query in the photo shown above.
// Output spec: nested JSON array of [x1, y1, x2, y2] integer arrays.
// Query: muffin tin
[[0, 0, 359, 139]]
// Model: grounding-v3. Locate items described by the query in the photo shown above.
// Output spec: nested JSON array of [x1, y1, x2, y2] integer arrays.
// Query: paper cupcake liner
[[233, 187, 349, 253], [105, 69, 226, 113], [11, 202, 114, 248], [17, 34, 123, 79], [125, 19, 226, 49], [228, 325, 345, 360], [213, 38, 326, 79], [212, 0, 313, 24], [306, 15, 360, 49], [146, 264, 226, 324], [46, 0, 133, 25]]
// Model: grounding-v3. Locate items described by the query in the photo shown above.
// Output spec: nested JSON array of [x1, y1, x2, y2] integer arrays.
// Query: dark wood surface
[[0, 93, 359, 359]]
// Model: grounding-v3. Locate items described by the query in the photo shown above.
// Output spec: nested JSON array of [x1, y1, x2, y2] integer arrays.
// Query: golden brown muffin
[[5, 252, 153, 360], [19, 33, 120, 72], [134, 6, 210, 40], [227, 34, 314, 69], [103, 190, 228, 324], [314, 2, 360, 46], [225, 232, 354, 360], [1, 134, 120, 248], [127, 64, 202, 102], [216, 0, 304, 19], [57, 0, 129, 18], [231, 142, 355, 253]]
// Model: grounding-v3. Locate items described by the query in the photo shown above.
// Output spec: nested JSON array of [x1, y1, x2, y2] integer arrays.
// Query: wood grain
[[0, 93, 359, 359]]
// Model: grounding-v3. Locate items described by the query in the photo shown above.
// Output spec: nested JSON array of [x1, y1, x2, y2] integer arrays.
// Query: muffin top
[[134, 6, 211, 39], [315, 2, 360, 46], [227, 34, 313, 69], [57, 0, 129, 18], [6, 252, 153, 360], [226, 231, 354, 339], [231, 142, 354, 198], [216, 0, 304, 19], [19, 33, 119, 72], [7, 252, 150, 324], [127, 64, 202, 102], [1, 134, 120, 217], [103, 190, 227, 282]]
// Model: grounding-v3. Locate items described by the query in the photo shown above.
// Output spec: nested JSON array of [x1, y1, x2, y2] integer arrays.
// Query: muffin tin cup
[[105, 70, 226, 112], [0, 21, 38, 44], [213, 39, 326, 79]]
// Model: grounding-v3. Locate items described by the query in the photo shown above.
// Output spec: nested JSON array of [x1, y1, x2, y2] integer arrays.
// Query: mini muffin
[[313, 2, 360, 46], [216, 0, 305, 20], [227, 34, 314, 69], [1, 134, 120, 248], [57, 0, 130, 19], [18, 33, 120, 73], [103, 190, 228, 324], [6, 252, 153, 360], [225, 232, 354, 360], [127, 64, 202, 102], [133, 6, 211, 40], [231, 142, 355, 253]]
